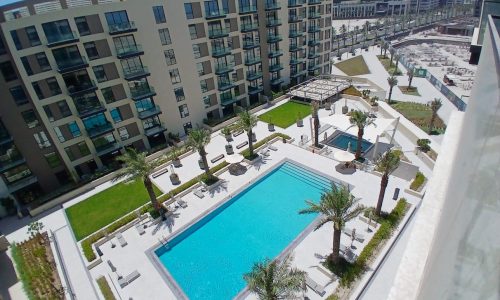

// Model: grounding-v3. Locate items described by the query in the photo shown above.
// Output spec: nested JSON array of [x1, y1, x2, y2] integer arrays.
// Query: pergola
[[287, 75, 352, 104]]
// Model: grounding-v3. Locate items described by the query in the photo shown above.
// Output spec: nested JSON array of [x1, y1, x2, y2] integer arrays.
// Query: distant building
[[332, 0, 410, 19]]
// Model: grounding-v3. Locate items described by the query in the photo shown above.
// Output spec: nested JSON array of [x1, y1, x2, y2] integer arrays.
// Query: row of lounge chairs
[[118, 270, 141, 288]]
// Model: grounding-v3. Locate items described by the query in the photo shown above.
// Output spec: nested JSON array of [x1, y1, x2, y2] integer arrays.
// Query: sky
[[0, 0, 24, 7]]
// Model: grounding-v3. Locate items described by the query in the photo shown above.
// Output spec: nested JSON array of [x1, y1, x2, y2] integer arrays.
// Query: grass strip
[[258, 101, 311, 128], [410, 172, 426, 191], [97, 276, 116, 300]]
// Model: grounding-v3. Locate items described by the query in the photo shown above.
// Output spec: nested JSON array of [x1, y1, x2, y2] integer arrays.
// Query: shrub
[[410, 172, 426, 191], [97, 276, 116, 300], [240, 133, 291, 158], [148, 206, 160, 219], [417, 138, 431, 152]]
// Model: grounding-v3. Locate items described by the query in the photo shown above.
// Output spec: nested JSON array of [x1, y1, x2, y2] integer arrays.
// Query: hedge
[[96, 276, 116, 300], [410, 172, 426, 191], [240, 132, 291, 158]]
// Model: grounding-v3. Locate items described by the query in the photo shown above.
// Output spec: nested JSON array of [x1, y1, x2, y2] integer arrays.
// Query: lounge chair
[[305, 275, 326, 296], [118, 276, 128, 288], [116, 232, 127, 247], [194, 188, 205, 198], [125, 270, 141, 284], [177, 199, 188, 208], [260, 148, 270, 157], [268, 144, 278, 151], [135, 223, 145, 235]]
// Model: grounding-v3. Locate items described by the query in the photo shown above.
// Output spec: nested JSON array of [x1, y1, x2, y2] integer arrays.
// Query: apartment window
[[21, 57, 33, 75], [21, 110, 39, 128], [32, 82, 44, 100], [203, 95, 211, 108], [0, 62, 17, 82], [58, 100, 72, 117], [2, 164, 32, 184], [84, 42, 99, 60], [54, 127, 65, 142], [34, 131, 51, 149], [45, 152, 61, 168], [169, 69, 181, 84], [47, 77, 62, 96], [189, 25, 198, 40], [36, 53, 51, 71], [164, 49, 176, 65], [75, 17, 91, 36], [93, 66, 107, 82], [196, 62, 206, 76], [174, 87, 185, 102], [68, 121, 81, 137], [183, 122, 193, 135], [25, 26, 41, 47], [9, 86, 28, 106], [101, 87, 116, 104], [193, 44, 201, 58], [200, 79, 209, 93], [153, 6, 166, 24], [11, 30, 22, 50], [118, 127, 129, 140], [105, 10, 129, 26], [159, 28, 171, 45], [184, 3, 194, 19], [78, 141, 91, 156], [110, 108, 122, 123], [178, 104, 189, 118], [42, 20, 73, 44]]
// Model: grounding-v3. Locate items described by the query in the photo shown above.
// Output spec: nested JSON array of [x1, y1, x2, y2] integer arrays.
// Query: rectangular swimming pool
[[155, 161, 333, 299], [326, 132, 373, 153]]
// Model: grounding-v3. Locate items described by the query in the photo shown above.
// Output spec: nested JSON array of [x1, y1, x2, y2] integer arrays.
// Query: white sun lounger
[[268, 144, 278, 151], [305, 275, 326, 296], [135, 223, 145, 235], [115, 232, 127, 247], [194, 188, 205, 199], [118, 270, 141, 288], [260, 148, 270, 156], [177, 199, 188, 208]]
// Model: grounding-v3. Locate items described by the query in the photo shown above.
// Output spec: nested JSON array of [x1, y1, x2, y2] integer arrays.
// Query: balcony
[[123, 66, 150, 81], [220, 94, 243, 106], [218, 80, 236, 91], [95, 142, 122, 156], [205, 9, 227, 19], [67, 80, 97, 96], [291, 69, 308, 77], [289, 44, 304, 52], [215, 63, 235, 75], [116, 44, 144, 59], [289, 30, 304, 38], [290, 57, 305, 64], [0, 135, 13, 146], [208, 28, 229, 39], [7, 175, 38, 193], [308, 12, 321, 19], [288, 15, 305, 23], [269, 63, 283, 72], [144, 123, 166, 137], [248, 85, 264, 95], [265, 2, 281, 10], [308, 51, 320, 59], [56, 56, 89, 73], [246, 71, 263, 81], [308, 64, 321, 71], [268, 49, 283, 58], [76, 101, 106, 118], [242, 39, 260, 50], [266, 19, 282, 27], [109, 21, 137, 35], [86, 122, 114, 138], [130, 85, 156, 100], [46, 31, 79, 48], [138, 105, 162, 119], [270, 77, 284, 85], [212, 47, 232, 58], [0, 156, 26, 173], [267, 34, 283, 43], [308, 0, 321, 4], [308, 39, 320, 47], [308, 25, 321, 33], [288, 0, 304, 7], [240, 22, 259, 32], [239, 5, 257, 14], [244, 56, 261, 65]]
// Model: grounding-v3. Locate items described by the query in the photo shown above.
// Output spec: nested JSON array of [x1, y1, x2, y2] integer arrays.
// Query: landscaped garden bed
[[11, 232, 64, 299], [410, 172, 426, 191], [334, 55, 370, 76], [96, 276, 116, 300], [390, 101, 446, 134], [398, 85, 421, 96], [376, 55, 403, 76], [258, 101, 311, 128]]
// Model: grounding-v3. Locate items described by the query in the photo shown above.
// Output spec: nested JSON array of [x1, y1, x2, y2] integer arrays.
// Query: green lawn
[[377, 55, 403, 76], [334, 55, 370, 76], [258, 101, 311, 128], [390, 101, 446, 134], [66, 179, 162, 240], [399, 86, 421, 96]]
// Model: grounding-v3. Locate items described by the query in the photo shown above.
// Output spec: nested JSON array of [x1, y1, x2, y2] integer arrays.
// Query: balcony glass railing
[[67, 79, 97, 95], [248, 85, 264, 94], [46, 31, 78, 46], [246, 71, 263, 81], [109, 21, 137, 34], [308, 0, 321, 4], [309, 11, 321, 19], [239, 5, 257, 13], [138, 105, 162, 119], [288, 15, 305, 22], [244, 56, 262, 65], [289, 30, 304, 38], [130, 85, 156, 100], [76, 101, 105, 118], [144, 123, 165, 136], [270, 77, 284, 85], [265, 2, 281, 10], [205, 9, 227, 19], [218, 80, 236, 91], [290, 57, 305, 64], [268, 49, 283, 58], [215, 63, 235, 74], [289, 44, 303, 51], [95, 142, 120, 155], [56, 56, 88, 73], [288, 0, 305, 7], [267, 34, 283, 43], [123, 66, 150, 80], [208, 28, 230, 39], [0, 155, 25, 172], [308, 51, 320, 58], [243, 39, 259, 49], [266, 18, 282, 27], [308, 25, 321, 33], [241, 22, 259, 32], [212, 47, 232, 57], [86, 122, 113, 138], [291, 69, 308, 77], [269, 63, 283, 72], [308, 39, 320, 46], [116, 44, 143, 58]]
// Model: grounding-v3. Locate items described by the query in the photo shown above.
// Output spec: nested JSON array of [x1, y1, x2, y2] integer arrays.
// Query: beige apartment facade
[[0, 0, 331, 209]]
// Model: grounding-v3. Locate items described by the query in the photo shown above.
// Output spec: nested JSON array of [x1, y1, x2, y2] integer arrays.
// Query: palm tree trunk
[[337, 40, 340, 57], [408, 77, 413, 88], [394, 61, 399, 75], [428, 114, 436, 134], [375, 174, 389, 216], [388, 86, 393, 103], [313, 115, 320, 148], [144, 177, 163, 218], [248, 129, 254, 157], [380, 44, 383, 56], [331, 227, 342, 263], [355, 128, 363, 160], [199, 148, 211, 177]]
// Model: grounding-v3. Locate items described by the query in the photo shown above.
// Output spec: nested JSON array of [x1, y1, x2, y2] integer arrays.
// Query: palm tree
[[383, 17, 389, 37], [379, 40, 384, 56], [354, 25, 359, 43], [387, 76, 398, 103], [407, 68, 415, 88], [382, 42, 389, 58], [389, 48, 395, 66], [428, 98, 442, 134], [299, 184, 364, 263], [349, 110, 374, 160], [393, 53, 401, 75], [115, 149, 164, 217], [375, 150, 401, 216], [311, 101, 320, 148], [186, 127, 212, 178], [349, 31, 355, 52], [332, 27, 341, 58], [237, 109, 258, 158], [340, 24, 347, 47], [244, 255, 306, 300]]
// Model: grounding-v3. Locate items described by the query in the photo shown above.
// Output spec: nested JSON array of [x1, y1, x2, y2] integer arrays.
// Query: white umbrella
[[334, 150, 355, 162], [225, 154, 244, 164]]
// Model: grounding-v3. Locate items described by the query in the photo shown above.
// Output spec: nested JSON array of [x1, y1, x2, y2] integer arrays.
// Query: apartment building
[[332, 0, 410, 19], [0, 0, 331, 209]]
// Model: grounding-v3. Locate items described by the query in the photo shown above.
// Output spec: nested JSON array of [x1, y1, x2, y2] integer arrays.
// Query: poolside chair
[[268, 144, 278, 151], [115, 232, 127, 247], [135, 223, 145, 235], [194, 188, 205, 199], [125, 270, 141, 284], [305, 275, 326, 296], [177, 198, 188, 208], [259, 147, 270, 157]]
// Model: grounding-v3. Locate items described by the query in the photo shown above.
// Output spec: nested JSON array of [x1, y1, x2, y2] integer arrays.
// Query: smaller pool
[[327, 132, 373, 153]]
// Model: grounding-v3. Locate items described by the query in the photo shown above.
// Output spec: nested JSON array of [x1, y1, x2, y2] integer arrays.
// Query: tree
[[237, 109, 258, 158], [299, 184, 364, 264], [382, 42, 389, 58], [389, 48, 395, 66], [311, 101, 320, 148], [428, 98, 442, 134], [354, 25, 359, 43], [332, 27, 341, 58], [340, 24, 347, 47], [393, 53, 401, 75], [115, 149, 164, 217], [375, 150, 401, 216], [379, 40, 384, 56], [349, 110, 374, 160], [387, 76, 398, 103], [27, 221, 44, 238], [186, 127, 212, 178], [244, 255, 306, 300], [407, 68, 415, 88], [383, 17, 389, 37]]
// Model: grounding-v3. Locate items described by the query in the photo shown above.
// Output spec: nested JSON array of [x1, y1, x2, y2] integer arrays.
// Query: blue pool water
[[327, 133, 373, 153], [155, 162, 332, 299]]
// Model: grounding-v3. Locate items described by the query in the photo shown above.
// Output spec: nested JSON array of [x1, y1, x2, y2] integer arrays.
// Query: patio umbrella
[[225, 154, 244, 164], [334, 150, 355, 162]]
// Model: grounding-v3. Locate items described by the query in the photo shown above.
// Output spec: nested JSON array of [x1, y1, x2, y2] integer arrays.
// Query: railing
[[290, 58, 304, 64], [288, 0, 305, 7], [86, 123, 113, 138], [308, 0, 321, 4], [56, 56, 88, 73], [308, 25, 320, 33], [289, 44, 303, 51], [289, 30, 304, 38], [212, 47, 232, 57], [144, 123, 165, 136], [123, 66, 150, 80], [288, 15, 305, 22], [242, 39, 259, 49], [138, 105, 162, 119], [215, 63, 235, 74], [130, 85, 156, 100], [76, 101, 106, 118], [246, 71, 263, 81], [241, 22, 258, 32], [248, 86, 264, 94], [46, 31, 78, 47], [94, 142, 120, 155], [269, 63, 283, 72], [244, 56, 261, 65], [265, 2, 281, 10], [239, 5, 257, 14], [308, 11, 321, 19], [218, 80, 236, 91], [205, 9, 227, 19], [116, 44, 143, 58], [267, 34, 282, 43], [208, 28, 229, 39], [108, 21, 137, 34], [268, 49, 283, 58], [270, 77, 284, 85], [266, 18, 282, 27], [0, 156, 25, 173], [67, 79, 97, 96]]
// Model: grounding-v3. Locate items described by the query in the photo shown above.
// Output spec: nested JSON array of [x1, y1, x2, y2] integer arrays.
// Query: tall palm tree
[[186, 127, 212, 178], [393, 53, 401, 75], [383, 17, 389, 37], [332, 27, 341, 58], [349, 31, 355, 52], [389, 48, 395, 66], [299, 184, 364, 263], [407, 68, 415, 88], [379, 40, 385, 56], [387, 76, 398, 103], [115, 149, 163, 217], [353, 25, 359, 43], [382, 41, 389, 58], [244, 255, 306, 300], [311, 101, 320, 148], [428, 98, 442, 134], [375, 150, 400, 216], [349, 110, 374, 160], [237, 109, 258, 158], [340, 24, 347, 47]]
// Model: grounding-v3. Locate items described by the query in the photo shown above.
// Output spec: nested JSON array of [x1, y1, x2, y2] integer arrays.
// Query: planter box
[[172, 159, 182, 168], [225, 144, 234, 155], [268, 123, 275, 132], [342, 106, 349, 114], [224, 134, 232, 142], [296, 119, 303, 127], [244, 154, 262, 165], [169, 173, 180, 185], [201, 178, 223, 192]]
